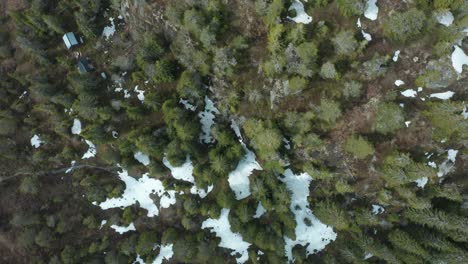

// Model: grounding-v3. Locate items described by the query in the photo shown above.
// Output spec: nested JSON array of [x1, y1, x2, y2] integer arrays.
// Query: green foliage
[[388, 229, 427, 257], [372, 103, 404, 134], [320, 61, 339, 79], [383, 9, 426, 42], [344, 136, 374, 159], [332, 30, 358, 56], [316, 99, 342, 126], [153, 58, 176, 83], [243, 119, 282, 161], [314, 200, 350, 231], [336, 0, 365, 17]]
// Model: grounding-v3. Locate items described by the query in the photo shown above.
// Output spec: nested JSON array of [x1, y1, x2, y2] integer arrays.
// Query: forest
[[0, 0, 467, 263]]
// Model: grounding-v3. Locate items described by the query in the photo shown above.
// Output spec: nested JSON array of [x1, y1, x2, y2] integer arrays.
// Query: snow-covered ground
[[180, 98, 196, 111], [393, 50, 400, 62], [134, 151, 150, 166], [71, 119, 82, 135], [199, 97, 220, 144], [435, 10, 454, 27], [134, 85, 145, 102], [102, 17, 116, 40], [451, 46, 467, 73], [30, 134, 43, 148], [228, 120, 262, 200], [253, 202, 266, 218], [361, 30, 372, 41], [429, 91, 454, 100], [82, 140, 97, 159], [401, 89, 417, 97], [279, 169, 336, 261], [371, 204, 385, 215], [202, 208, 251, 264], [134, 244, 174, 264], [364, 0, 379, 21], [110, 223, 136, 234], [97, 170, 176, 217], [228, 146, 262, 200], [394, 80, 405, 86], [163, 156, 214, 198], [288, 0, 312, 24]]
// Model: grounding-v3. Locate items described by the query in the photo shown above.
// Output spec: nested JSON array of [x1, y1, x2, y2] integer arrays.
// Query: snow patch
[[202, 209, 251, 264], [253, 202, 266, 218], [71, 119, 82, 135], [110, 223, 136, 234], [65, 160, 76, 174], [199, 97, 220, 144], [392, 50, 400, 62], [82, 140, 97, 159], [415, 177, 428, 188], [361, 30, 372, 41], [97, 169, 176, 217], [437, 149, 458, 178], [288, 0, 312, 24], [371, 204, 385, 215], [134, 244, 174, 264], [228, 146, 262, 200], [404, 121, 411, 127], [163, 156, 195, 183], [134, 85, 145, 102], [401, 89, 417, 97], [429, 91, 454, 100], [30, 134, 43, 148], [279, 169, 337, 261], [134, 152, 150, 166], [364, 0, 379, 21], [102, 18, 116, 40], [180, 98, 196, 111], [435, 10, 454, 27], [394, 80, 405, 86], [451, 46, 468, 73]]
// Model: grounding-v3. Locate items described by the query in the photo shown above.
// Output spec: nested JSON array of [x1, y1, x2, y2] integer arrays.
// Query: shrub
[[383, 8, 426, 43]]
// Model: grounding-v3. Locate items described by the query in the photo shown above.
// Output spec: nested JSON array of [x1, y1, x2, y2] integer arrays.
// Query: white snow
[[394, 80, 405, 86], [462, 106, 468, 119], [437, 149, 458, 178], [228, 146, 262, 200], [71, 119, 82, 135], [364, 253, 374, 260], [65, 160, 76, 174], [100, 220, 107, 228], [82, 140, 97, 159], [364, 0, 379, 21], [361, 30, 372, 41], [97, 169, 176, 217], [279, 169, 337, 261], [415, 177, 428, 188], [371, 204, 385, 215], [417, 87, 423, 92], [401, 89, 417, 97], [428, 161, 437, 168], [447, 149, 458, 163], [180, 98, 196, 111], [110, 223, 136, 234], [404, 121, 411, 127], [392, 50, 400, 62], [451, 46, 468, 73], [134, 244, 174, 264], [429, 91, 454, 100], [283, 138, 291, 150], [163, 156, 195, 183], [30, 134, 43, 148], [134, 85, 145, 102], [356, 18, 361, 28], [101, 72, 107, 79], [134, 151, 150, 166], [199, 96, 220, 144], [19, 91, 27, 99], [164, 156, 214, 198], [190, 184, 214, 199], [435, 10, 454, 27], [202, 208, 251, 264], [253, 202, 266, 218], [112, 131, 119, 138], [288, 0, 312, 24], [102, 18, 116, 40]]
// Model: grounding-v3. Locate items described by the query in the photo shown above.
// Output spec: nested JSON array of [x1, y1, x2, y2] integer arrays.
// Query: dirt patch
[[0, 0, 28, 16]]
